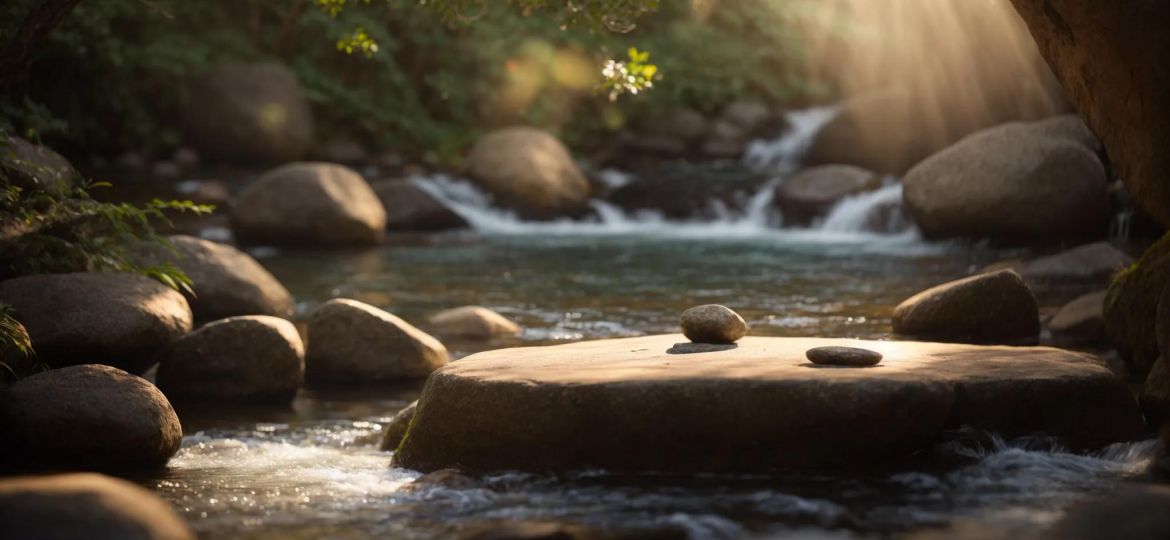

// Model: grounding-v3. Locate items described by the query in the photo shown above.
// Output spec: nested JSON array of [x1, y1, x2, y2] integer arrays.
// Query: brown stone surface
[[893, 270, 1040, 345], [395, 335, 1141, 474]]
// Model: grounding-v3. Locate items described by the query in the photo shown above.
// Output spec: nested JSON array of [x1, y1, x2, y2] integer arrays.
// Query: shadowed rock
[[394, 335, 1141, 474], [380, 400, 417, 451], [893, 270, 1039, 345]]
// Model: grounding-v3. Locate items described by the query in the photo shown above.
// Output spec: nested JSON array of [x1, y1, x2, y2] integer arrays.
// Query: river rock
[[1025, 114, 1102, 153], [607, 162, 765, 220], [0, 133, 79, 195], [701, 101, 782, 159], [999, 242, 1133, 304], [393, 335, 1142, 474], [892, 270, 1039, 345], [182, 62, 314, 163], [903, 123, 1109, 242], [1141, 356, 1170, 426], [680, 305, 748, 344], [0, 365, 183, 471], [1049, 291, 1108, 347], [1104, 233, 1170, 379], [230, 162, 386, 247], [0, 473, 194, 540], [0, 272, 193, 373], [379, 400, 417, 451], [156, 316, 304, 404], [306, 299, 449, 384], [428, 306, 521, 341], [1038, 484, 1170, 540], [806, 346, 882, 367], [132, 235, 294, 320], [372, 178, 468, 231], [466, 127, 590, 219], [774, 165, 882, 226]]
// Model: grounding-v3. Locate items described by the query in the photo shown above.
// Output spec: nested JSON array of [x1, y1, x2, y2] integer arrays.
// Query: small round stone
[[680, 304, 748, 344], [806, 346, 883, 367]]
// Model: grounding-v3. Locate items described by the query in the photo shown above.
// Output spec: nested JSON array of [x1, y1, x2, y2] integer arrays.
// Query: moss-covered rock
[[1104, 233, 1170, 379]]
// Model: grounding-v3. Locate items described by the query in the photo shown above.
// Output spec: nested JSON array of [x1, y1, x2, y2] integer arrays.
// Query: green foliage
[[601, 47, 658, 101], [0, 302, 42, 383]]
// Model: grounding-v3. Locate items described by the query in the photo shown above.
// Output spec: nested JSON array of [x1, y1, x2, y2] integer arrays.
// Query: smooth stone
[[0, 272, 193, 374], [306, 299, 449, 384], [0, 473, 194, 540], [379, 400, 417, 451], [806, 346, 883, 367], [372, 178, 468, 231], [680, 304, 748, 344], [428, 306, 521, 341], [773, 165, 882, 226], [156, 315, 304, 404], [465, 127, 591, 220], [394, 335, 1142, 474], [666, 342, 737, 354], [1049, 291, 1108, 347], [0, 365, 183, 471], [893, 269, 1040, 345], [990, 242, 1133, 305]]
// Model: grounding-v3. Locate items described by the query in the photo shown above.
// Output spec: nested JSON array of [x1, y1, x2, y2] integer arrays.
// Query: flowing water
[[146, 109, 1161, 539]]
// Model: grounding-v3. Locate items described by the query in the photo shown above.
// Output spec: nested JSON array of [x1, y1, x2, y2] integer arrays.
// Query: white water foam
[[743, 106, 839, 175]]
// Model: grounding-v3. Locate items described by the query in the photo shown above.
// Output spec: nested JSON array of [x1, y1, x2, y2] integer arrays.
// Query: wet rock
[[0, 133, 79, 195], [466, 127, 591, 219], [1049, 291, 1108, 347], [230, 162, 386, 247], [428, 306, 521, 341], [395, 335, 1141, 474], [132, 235, 294, 321], [379, 400, 417, 451], [0, 272, 193, 374], [680, 305, 748, 344], [182, 63, 314, 163], [806, 346, 882, 367], [0, 365, 183, 471], [1037, 484, 1170, 540], [996, 242, 1133, 305], [306, 299, 449, 384], [1141, 356, 1170, 426], [405, 468, 477, 491], [173, 147, 200, 170], [903, 122, 1109, 243], [774, 165, 881, 226], [1105, 233, 1170, 379], [156, 316, 304, 404], [893, 270, 1039, 345], [0, 473, 194, 540], [372, 178, 468, 231]]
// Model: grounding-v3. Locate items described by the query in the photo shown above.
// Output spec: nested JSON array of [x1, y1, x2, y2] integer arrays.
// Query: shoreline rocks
[[428, 306, 521, 341], [0, 365, 183, 471], [306, 299, 449, 384], [680, 305, 748, 344], [0, 272, 193, 374], [394, 335, 1141, 474], [993, 242, 1133, 305], [466, 127, 591, 220], [372, 178, 468, 232], [893, 270, 1040, 345]]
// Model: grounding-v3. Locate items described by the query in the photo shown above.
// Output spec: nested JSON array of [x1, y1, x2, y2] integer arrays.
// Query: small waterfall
[[818, 182, 914, 235], [1110, 208, 1134, 242], [743, 106, 839, 174]]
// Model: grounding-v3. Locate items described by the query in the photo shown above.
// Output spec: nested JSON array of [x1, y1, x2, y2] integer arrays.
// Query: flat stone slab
[[394, 335, 1143, 474]]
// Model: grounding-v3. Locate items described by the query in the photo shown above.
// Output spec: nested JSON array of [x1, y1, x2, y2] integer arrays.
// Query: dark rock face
[[182, 63, 314, 163], [806, 346, 882, 367], [0, 272, 193, 374], [379, 400, 417, 451], [306, 299, 449, 384], [230, 162, 386, 247], [0, 133, 79, 195], [680, 305, 748, 344], [1141, 356, 1170, 426], [0, 365, 183, 471], [1048, 291, 1107, 347], [466, 127, 591, 220], [372, 179, 468, 231], [1104, 233, 1170, 379], [1003, 242, 1133, 305], [0, 473, 194, 540], [157, 316, 304, 404], [902, 122, 1109, 243], [1010, 0, 1170, 229], [893, 270, 1040, 345], [774, 165, 881, 226], [132, 235, 294, 321], [606, 163, 767, 220], [394, 335, 1142, 474]]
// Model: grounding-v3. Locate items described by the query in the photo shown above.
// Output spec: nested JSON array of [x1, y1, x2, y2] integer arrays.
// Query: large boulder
[[0, 365, 183, 471], [465, 127, 591, 219], [306, 299, 449, 384], [181, 63, 314, 163], [428, 306, 521, 341], [0, 272, 193, 374], [1025, 114, 1102, 152], [230, 162, 386, 247], [394, 335, 1141, 474], [0, 133, 79, 195], [994, 242, 1133, 304], [774, 165, 881, 226], [156, 316, 304, 404], [1104, 233, 1170, 379], [903, 123, 1109, 242], [372, 179, 468, 231], [1011, 0, 1170, 229], [0, 473, 194, 540], [1048, 291, 1108, 347], [893, 270, 1040, 345], [132, 235, 294, 321]]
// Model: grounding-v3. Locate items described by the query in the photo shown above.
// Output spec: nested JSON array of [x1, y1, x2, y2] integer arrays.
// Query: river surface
[[139, 231, 1158, 540]]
